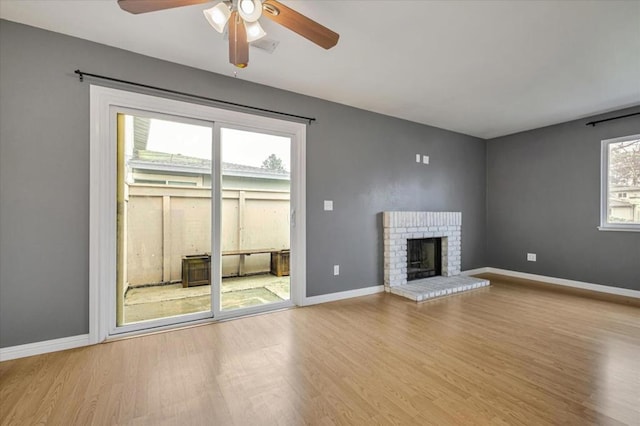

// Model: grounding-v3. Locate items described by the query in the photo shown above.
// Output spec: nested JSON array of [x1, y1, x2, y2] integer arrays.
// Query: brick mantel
[[383, 211, 462, 290]]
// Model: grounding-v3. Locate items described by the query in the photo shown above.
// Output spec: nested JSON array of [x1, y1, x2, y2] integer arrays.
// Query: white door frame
[[89, 86, 306, 343]]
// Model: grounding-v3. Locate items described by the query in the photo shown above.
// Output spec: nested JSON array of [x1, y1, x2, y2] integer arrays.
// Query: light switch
[[423, 155, 429, 164], [416, 154, 421, 163], [334, 265, 340, 275], [324, 200, 333, 211]]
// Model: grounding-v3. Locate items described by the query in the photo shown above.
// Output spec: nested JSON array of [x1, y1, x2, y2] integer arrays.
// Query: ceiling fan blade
[[229, 11, 249, 68], [117, 0, 210, 14], [262, 0, 339, 50]]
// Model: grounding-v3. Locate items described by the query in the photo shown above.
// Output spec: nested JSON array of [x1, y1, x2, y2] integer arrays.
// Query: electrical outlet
[[423, 155, 429, 164], [324, 200, 333, 211], [527, 253, 537, 262], [333, 265, 340, 276]]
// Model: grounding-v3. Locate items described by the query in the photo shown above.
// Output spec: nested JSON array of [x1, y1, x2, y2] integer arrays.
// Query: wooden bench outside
[[223, 248, 278, 278], [182, 249, 288, 287]]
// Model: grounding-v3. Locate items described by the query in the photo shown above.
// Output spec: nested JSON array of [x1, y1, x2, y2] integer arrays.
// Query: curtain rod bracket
[[73, 69, 316, 124]]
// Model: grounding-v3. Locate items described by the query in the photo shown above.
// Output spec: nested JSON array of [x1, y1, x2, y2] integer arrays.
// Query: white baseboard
[[478, 267, 640, 299], [4, 268, 635, 361], [0, 334, 90, 362], [304, 285, 385, 306], [303, 267, 640, 306], [0, 286, 383, 361], [461, 267, 490, 276]]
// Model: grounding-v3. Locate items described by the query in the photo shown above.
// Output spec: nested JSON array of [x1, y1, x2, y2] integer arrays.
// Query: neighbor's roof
[[129, 150, 290, 180], [609, 198, 634, 207]]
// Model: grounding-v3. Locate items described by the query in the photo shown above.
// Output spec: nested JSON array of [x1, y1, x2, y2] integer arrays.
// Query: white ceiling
[[1, 0, 639, 138]]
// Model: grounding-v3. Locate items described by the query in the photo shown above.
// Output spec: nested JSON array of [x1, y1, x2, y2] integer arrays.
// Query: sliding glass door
[[91, 87, 305, 341], [213, 126, 294, 318], [116, 111, 215, 330], [109, 112, 302, 338]]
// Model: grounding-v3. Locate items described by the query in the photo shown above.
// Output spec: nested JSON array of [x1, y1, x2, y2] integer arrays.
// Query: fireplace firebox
[[407, 238, 441, 281]]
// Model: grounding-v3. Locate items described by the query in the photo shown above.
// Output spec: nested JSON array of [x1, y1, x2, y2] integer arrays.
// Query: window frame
[[599, 134, 640, 232]]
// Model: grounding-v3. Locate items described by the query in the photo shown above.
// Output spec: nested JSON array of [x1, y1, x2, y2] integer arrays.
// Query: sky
[[143, 118, 291, 170]]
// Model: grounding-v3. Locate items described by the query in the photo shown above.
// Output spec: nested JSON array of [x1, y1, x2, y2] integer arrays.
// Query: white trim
[[483, 268, 640, 299], [303, 285, 385, 306], [461, 267, 490, 276], [597, 225, 640, 232], [7, 267, 638, 360], [90, 86, 114, 344], [0, 334, 90, 362], [291, 121, 306, 307]]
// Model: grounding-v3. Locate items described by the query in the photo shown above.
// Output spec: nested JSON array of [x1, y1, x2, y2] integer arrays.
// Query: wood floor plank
[[1, 275, 639, 425]]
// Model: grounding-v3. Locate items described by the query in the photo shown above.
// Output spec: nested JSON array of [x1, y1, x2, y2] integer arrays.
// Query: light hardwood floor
[[1, 274, 639, 425]]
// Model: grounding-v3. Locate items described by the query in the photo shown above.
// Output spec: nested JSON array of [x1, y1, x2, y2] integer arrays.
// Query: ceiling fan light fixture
[[238, 0, 262, 22], [203, 2, 231, 33], [240, 0, 254, 14], [244, 20, 266, 42]]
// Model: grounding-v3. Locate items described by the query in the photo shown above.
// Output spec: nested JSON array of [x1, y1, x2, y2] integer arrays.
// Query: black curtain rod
[[586, 112, 640, 127], [74, 69, 316, 124]]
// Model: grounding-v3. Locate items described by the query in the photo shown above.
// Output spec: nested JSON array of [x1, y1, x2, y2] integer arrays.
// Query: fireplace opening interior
[[407, 238, 442, 281]]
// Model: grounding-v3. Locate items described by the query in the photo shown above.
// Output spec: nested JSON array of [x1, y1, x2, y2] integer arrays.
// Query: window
[[600, 134, 640, 231]]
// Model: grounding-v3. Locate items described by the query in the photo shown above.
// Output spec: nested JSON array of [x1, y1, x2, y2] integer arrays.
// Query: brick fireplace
[[383, 211, 461, 290], [382, 211, 488, 301]]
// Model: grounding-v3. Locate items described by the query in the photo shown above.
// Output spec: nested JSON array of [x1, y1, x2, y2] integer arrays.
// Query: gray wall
[[0, 20, 487, 348], [487, 107, 640, 291]]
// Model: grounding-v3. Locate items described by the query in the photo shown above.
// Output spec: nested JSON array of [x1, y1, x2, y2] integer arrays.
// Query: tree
[[261, 154, 287, 172], [610, 140, 640, 186]]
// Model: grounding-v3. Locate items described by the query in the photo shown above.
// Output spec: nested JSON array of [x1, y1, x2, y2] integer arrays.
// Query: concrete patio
[[124, 274, 290, 323]]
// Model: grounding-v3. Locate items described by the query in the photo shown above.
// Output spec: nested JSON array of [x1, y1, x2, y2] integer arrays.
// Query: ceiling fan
[[117, 0, 339, 68]]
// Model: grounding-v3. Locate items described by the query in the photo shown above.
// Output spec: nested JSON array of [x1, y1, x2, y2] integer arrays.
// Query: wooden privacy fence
[[124, 184, 290, 287]]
